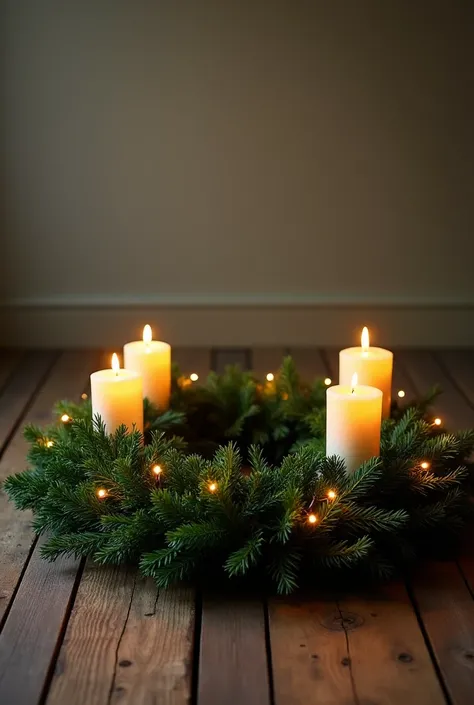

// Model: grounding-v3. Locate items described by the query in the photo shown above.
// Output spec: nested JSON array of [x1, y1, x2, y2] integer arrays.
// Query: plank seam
[[320, 349, 335, 378], [432, 352, 474, 412], [0, 534, 39, 634], [190, 589, 203, 705], [38, 557, 86, 705], [0, 351, 60, 462], [455, 559, 474, 602], [0, 351, 24, 400], [396, 358, 421, 397], [404, 580, 453, 705], [106, 570, 138, 705], [335, 599, 360, 705], [262, 598, 276, 705]]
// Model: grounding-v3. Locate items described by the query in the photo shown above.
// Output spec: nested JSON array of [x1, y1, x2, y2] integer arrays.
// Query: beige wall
[[2, 1, 474, 345]]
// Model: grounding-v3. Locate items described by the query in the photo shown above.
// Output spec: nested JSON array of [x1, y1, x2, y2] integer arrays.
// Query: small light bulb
[[97, 488, 107, 498], [266, 373, 274, 382], [308, 513, 318, 524], [61, 414, 70, 423], [208, 482, 217, 493], [327, 490, 336, 500], [152, 464, 162, 476], [324, 378, 332, 386], [420, 461, 430, 470], [190, 373, 199, 382], [81, 393, 88, 400], [433, 418, 442, 426], [397, 390, 405, 398], [46, 440, 54, 448]]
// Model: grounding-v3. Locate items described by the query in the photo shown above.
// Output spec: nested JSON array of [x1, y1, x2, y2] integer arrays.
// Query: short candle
[[339, 327, 393, 419], [326, 373, 382, 474], [123, 325, 171, 410], [91, 353, 143, 435]]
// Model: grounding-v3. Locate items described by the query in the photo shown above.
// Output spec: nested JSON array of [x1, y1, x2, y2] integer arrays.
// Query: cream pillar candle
[[123, 325, 171, 409], [91, 353, 143, 434], [339, 327, 393, 418], [326, 373, 382, 474]]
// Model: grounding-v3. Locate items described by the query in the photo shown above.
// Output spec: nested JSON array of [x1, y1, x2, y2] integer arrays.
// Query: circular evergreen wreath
[[5, 357, 474, 594]]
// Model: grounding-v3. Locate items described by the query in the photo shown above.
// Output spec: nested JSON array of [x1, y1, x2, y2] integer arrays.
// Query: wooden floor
[[0, 347, 474, 705]]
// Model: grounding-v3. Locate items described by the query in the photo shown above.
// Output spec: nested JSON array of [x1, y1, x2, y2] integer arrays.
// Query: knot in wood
[[398, 652, 413, 663], [321, 610, 363, 632]]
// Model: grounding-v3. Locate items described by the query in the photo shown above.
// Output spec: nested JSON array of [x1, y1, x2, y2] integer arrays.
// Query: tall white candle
[[326, 373, 382, 474], [123, 325, 171, 410], [91, 353, 143, 434], [339, 327, 393, 419]]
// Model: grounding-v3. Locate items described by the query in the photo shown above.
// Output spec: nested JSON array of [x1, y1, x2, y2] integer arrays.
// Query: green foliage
[[4, 358, 474, 594]]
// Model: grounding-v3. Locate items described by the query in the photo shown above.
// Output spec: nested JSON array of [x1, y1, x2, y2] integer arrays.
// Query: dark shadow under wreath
[[5, 357, 474, 594]]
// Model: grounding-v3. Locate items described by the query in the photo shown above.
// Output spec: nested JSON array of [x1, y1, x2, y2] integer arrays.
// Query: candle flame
[[143, 324, 152, 344], [112, 353, 120, 373], [361, 326, 370, 353], [351, 372, 358, 394]]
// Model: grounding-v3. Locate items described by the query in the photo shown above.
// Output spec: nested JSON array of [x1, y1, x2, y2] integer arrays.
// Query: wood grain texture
[[398, 350, 474, 429], [434, 350, 474, 408], [269, 585, 445, 705], [0, 350, 55, 454], [0, 534, 81, 705], [198, 595, 270, 705], [269, 596, 353, 705], [410, 562, 474, 705], [47, 565, 194, 705], [0, 350, 102, 623], [0, 350, 24, 394]]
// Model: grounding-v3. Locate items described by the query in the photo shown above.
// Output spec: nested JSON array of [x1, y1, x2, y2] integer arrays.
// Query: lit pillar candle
[[326, 373, 382, 474], [91, 353, 143, 434], [123, 325, 171, 409], [339, 327, 393, 419]]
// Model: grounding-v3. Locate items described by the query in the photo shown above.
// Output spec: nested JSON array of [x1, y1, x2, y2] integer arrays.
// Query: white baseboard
[[1, 298, 474, 348]]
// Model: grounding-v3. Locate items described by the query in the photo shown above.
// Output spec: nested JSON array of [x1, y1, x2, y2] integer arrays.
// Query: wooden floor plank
[[410, 562, 474, 705], [398, 351, 474, 429], [198, 595, 270, 705], [288, 347, 329, 382], [46, 565, 194, 705], [323, 348, 340, 383], [251, 347, 288, 379], [0, 350, 56, 455], [269, 595, 353, 705], [46, 349, 204, 705], [173, 348, 212, 382], [0, 534, 81, 705], [0, 351, 102, 624], [269, 585, 446, 705], [0, 350, 24, 394], [434, 350, 474, 409]]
